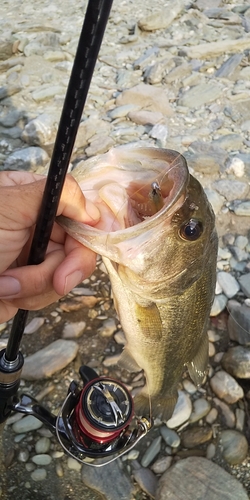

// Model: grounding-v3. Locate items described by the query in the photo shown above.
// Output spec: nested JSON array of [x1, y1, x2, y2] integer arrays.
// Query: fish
[[58, 146, 218, 420]]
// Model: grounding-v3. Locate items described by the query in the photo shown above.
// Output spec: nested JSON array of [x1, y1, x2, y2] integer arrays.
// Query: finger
[[0, 301, 18, 324], [0, 249, 66, 301], [53, 243, 97, 296], [58, 174, 100, 223]]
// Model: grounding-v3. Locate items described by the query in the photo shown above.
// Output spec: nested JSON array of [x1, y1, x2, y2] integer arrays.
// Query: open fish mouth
[[58, 147, 189, 250]]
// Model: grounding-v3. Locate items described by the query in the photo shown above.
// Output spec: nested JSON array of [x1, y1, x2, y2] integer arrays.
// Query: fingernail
[[64, 270, 84, 295], [0, 276, 21, 297]]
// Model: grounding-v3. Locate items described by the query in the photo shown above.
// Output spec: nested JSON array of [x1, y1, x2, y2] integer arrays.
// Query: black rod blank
[[5, 0, 113, 361]]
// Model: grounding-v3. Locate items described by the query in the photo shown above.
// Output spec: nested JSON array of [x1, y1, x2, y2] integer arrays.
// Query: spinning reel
[[0, 352, 151, 467]]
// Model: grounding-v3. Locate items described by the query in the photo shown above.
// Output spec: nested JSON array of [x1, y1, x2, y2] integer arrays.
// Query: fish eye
[[179, 219, 203, 241]]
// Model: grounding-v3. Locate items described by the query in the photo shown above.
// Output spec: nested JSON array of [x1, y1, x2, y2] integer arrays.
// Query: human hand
[[0, 171, 100, 323]]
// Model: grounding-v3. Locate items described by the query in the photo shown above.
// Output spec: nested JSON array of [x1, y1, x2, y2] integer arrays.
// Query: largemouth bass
[[58, 147, 218, 420]]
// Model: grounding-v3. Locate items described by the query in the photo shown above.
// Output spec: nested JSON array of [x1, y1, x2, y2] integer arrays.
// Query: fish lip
[[58, 148, 189, 242]]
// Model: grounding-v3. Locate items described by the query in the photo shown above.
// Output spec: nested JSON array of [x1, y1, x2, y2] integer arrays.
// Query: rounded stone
[[30, 468, 47, 481], [189, 398, 211, 424], [181, 425, 213, 448], [222, 346, 250, 378], [166, 391, 192, 429], [35, 437, 51, 454], [210, 370, 244, 403], [221, 430, 248, 465], [31, 454, 52, 466]]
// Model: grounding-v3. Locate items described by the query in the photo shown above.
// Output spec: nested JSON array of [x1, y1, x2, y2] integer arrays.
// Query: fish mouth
[[58, 147, 189, 259]]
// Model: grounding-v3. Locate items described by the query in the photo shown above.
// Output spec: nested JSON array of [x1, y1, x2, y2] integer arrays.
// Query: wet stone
[[210, 370, 244, 404], [228, 303, 250, 345], [141, 436, 162, 467], [221, 346, 250, 378], [156, 457, 249, 500], [221, 430, 248, 465], [21, 339, 79, 380], [189, 398, 211, 424], [181, 425, 213, 449], [166, 391, 192, 429], [4, 146, 49, 171], [82, 458, 134, 500], [160, 426, 180, 448], [217, 271, 240, 298]]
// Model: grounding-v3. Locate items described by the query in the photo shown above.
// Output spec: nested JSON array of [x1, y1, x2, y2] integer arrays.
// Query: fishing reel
[[0, 358, 151, 467]]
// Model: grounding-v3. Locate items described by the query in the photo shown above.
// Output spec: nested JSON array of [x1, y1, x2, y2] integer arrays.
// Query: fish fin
[[118, 347, 142, 373], [134, 389, 177, 421], [134, 302, 162, 340], [186, 333, 208, 387]]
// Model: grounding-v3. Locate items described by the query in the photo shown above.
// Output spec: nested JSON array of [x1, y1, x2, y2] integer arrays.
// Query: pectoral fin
[[186, 332, 208, 387], [118, 347, 142, 373]]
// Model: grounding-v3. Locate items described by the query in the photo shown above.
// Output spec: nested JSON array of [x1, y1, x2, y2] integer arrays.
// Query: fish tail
[[134, 390, 177, 421]]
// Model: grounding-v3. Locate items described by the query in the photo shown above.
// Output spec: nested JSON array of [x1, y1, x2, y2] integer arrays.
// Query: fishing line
[[4, 0, 113, 362]]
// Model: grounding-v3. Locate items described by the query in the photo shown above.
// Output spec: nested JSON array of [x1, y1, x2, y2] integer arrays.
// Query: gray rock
[[21, 113, 59, 146], [210, 294, 228, 316], [62, 321, 86, 339], [189, 398, 211, 424], [213, 134, 243, 151], [133, 46, 159, 70], [67, 457, 81, 471], [150, 123, 168, 147], [85, 136, 115, 157], [181, 425, 213, 448], [151, 456, 172, 474], [160, 426, 180, 448], [132, 461, 158, 498], [21, 339, 79, 380], [4, 146, 49, 171], [138, 1, 185, 31], [30, 468, 47, 481], [12, 416, 43, 433], [235, 236, 249, 250], [222, 346, 250, 378], [32, 454, 52, 466], [210, 370, 244, 403], [221, 430, 248, 465], [98, 318, 117, 337], [215, 54, 243, 78], [185, 153, 221, 175], [233, 201, 250, 216], [31, 84, 65, 102], [212, 179, 249, 202], [156, 457, 249, 500], [24, 317, 45, 334], [166, 391, 192, 429], [179, 83, 222, 108], [35, 437, 51, 454], [128, 110, 164, 126], [217, 271, 240, 298], [228, 303, 250, 345], [0, 84, 22, 101], [204, 188, 225, 214], [238, 273, 250, 297], [116, 83, 173, 116], [213, 398, 235, 428], [82, 458, 134, 500], [108, 104, 139, 119], [141, 436, 162, 467], [183, 37, 250, 59]]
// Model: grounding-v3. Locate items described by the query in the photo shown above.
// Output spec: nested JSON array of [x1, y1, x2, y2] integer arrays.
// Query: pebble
[[166, 391, 192, 429], [222, 346, 250, 378], [67, 457, 81, 471], [31, 454, 52, 466], [206, 408, 218, 425], [116, 83, 173, 116], [141, 436, 162, 467], [181, 425, 213, 449], [21, 339, 79, 379], [217, 272, 240, 298], [24, 317, 45, 334], [221, 430, 248, 465], [213, 398, 236, 429], [160, 426, 180, 448], [210, 294, 228, 316], [212, 180, 249, 202], [4, 146, 49, 171], [228, 303, 250, 345], [97, 317, 117, 337], [132, 461, 158, 498], [30, 468, 47, 482], [238, 274, 250, 298], [12, 416, 43, 433], [151, 456, 172, 474], [62, 321, 86, 339], [35, 437, 51, 454], [210, 370, 244, 404], [189, 398, 211, 424], [82, 459, 134, 500], [156, 457, 249, 500]]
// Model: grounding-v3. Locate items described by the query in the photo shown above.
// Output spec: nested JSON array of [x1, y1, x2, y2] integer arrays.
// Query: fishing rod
[[0, 0, 151, 467]]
